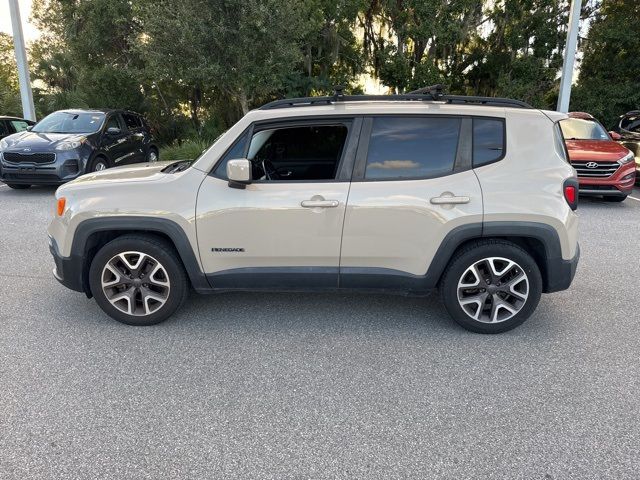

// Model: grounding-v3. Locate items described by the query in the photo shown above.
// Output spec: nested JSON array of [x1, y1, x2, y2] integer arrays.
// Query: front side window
[[620, 115, 640, 133], [104, 115, 122, 131], [32, 111, 105, 134], [0, 121, 8, 136], [560, 118, 609, 140], [473, 118, 505, 167], [215, 124, 349, 181], [364, 117, 460, 180]]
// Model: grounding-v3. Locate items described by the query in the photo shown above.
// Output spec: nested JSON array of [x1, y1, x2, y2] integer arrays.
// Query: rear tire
[[89, 235, 189, 326], [603, 195, 626, 202], [5, 183, 31, 189], [440, 240, 542, 334]]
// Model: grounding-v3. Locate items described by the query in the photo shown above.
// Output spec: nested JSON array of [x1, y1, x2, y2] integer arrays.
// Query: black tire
[[603, 195, 626, 202], [6, 183, 31, 189], [87, 156, 110, 172], [146, 147, 159, 162], [89, 234, 189, 326], [440, 240, 543, 334]]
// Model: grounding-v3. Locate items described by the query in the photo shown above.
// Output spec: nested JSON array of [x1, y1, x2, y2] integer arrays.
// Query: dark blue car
[[0, 109, 158, 189]]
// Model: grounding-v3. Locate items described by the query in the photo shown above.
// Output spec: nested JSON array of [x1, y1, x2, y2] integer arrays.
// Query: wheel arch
[[71, 217, 210, 296], [427, 221, 570, 293]]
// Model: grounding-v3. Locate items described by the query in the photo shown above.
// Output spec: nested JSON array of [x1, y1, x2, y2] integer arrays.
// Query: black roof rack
[[260, 85, 533, 110]]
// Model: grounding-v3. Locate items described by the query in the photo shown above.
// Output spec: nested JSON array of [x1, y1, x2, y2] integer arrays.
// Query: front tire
[[89, 235, 188, 326], [5, 183, 31, 189], [146, 147, 159, 162], [440, 240, 542, 334], [87, 156, 109, 172]]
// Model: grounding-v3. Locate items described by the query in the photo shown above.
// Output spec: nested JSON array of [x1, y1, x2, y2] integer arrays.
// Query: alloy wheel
[[101, 251, 171, 316], [94, 162, 107, 171], [457, 257, 529, 323]]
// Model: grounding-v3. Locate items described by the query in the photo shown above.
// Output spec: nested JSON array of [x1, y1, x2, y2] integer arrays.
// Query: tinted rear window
[[364, 117, 460, 180], [473, 118, 505, 167]]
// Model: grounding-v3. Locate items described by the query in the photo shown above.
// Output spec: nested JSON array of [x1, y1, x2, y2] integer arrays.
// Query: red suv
[[560, 112, 635, 202]]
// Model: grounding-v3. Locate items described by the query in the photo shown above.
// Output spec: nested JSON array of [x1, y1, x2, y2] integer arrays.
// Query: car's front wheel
[[440, 240, 542, 334], [89, 235, 188, 325]]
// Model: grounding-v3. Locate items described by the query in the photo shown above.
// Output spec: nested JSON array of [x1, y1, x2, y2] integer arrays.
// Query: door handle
[[430, 193, 470, 205], [301, 198, 339, 208]]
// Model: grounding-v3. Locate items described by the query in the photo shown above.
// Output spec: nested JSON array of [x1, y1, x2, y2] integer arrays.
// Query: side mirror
[[609, 131, 622, 140], [106, 127, 121, 135], [226, 158, 252, 189], [26, 126, 33, 131]]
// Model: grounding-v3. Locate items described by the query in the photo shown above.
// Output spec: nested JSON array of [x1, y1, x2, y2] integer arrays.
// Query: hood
[[1, 131, 87, 151], [565, 139, 631, 162], [61, 162, 177, 190]]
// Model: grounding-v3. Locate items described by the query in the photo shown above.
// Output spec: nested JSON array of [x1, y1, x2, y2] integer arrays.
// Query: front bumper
[[49, 236, 89, 295], [0, 150, 84, 185], [577, 163, 635, 197], [544, 244, 580, 293]]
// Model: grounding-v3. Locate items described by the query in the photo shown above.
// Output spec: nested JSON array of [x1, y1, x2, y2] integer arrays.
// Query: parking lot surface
[[1, 183, 639, 479]]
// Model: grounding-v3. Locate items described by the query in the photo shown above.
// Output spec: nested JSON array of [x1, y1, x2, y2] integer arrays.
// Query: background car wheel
[[147, 148, 159, 162], [603, 195, 626, 202], [88, 157, 109, 172], [89, 234, 188, 326], [6, 183, 31, 189], [440, 240, 542, 334]]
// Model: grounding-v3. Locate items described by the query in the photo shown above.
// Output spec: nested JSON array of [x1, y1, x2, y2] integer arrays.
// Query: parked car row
[[0, 109, 158, 189]]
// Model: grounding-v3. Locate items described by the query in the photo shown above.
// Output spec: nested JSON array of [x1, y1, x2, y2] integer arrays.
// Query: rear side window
[[472, 118, 505, 167], [364, 117, 460, 180], [122, 113, 141, 130]]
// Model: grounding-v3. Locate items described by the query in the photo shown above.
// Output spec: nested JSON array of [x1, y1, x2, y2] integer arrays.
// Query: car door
[[121, 113, 145, 163], [100, 113, 133, 165], [195, 117, 361, 289], [339, 115, 485, 288]]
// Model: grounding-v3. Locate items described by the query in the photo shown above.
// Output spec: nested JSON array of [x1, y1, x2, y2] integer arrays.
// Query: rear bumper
[[49, 236, 88, 294], [544, 244, 580, 293]]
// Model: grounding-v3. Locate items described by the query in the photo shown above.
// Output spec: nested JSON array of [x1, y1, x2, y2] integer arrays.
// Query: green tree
[[573, 0, 640, 127], [0, 33, 22, 116]]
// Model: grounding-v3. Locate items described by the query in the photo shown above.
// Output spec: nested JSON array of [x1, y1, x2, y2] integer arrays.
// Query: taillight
[[563, 178, 578, 211]]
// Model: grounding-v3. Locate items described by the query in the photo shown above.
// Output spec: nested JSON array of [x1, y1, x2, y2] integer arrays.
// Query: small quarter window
[[472, 118, 505, 167], [214, 131, 249, 179], [364, 117, 461, 180]]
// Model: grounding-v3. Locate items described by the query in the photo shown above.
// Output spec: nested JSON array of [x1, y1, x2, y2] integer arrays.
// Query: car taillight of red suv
[[560, 112, 635, 202]]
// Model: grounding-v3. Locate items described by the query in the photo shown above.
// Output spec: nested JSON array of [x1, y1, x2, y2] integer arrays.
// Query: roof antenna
[[333, 85, 345, 102]]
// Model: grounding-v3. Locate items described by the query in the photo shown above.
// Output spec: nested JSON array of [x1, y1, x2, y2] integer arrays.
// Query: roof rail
[[259, 87, 533, 110]]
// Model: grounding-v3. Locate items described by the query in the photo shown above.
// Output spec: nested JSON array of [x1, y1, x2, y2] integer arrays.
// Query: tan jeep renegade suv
[[48, 90, 580, 333]]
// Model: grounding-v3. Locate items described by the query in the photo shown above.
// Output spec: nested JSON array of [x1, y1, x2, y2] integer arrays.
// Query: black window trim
[[209, 115, 363, 184], [471, 116, 507, 169], [352, 114, 474, 182]]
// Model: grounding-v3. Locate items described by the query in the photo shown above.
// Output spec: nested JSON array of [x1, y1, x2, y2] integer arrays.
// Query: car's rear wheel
[[440, 240, 542, 334], [89, 235, 188, 326], [603, 195, 626, 202], [146, 148, 159, 162], [5, 183, 31, 189]]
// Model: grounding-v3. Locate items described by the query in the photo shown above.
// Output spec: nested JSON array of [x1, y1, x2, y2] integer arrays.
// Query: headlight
[[55, 140, 83, 151], [619, 151, 634, 165], [0, 138, 9, 150]]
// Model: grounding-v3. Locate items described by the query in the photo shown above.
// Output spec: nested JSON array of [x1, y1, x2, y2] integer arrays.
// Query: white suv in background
[[48, 89, 580, 333]]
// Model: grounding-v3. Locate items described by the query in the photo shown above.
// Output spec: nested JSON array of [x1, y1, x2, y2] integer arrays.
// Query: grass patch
[[160, 139, 211, 162]]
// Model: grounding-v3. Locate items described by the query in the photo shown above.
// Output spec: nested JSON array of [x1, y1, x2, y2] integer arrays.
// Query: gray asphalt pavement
[[1, 183, 639, 479]]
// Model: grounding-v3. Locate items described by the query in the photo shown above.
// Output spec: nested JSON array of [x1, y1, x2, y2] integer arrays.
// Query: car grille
[[571, 160, 620, 178], [2, 152, 56, 164]]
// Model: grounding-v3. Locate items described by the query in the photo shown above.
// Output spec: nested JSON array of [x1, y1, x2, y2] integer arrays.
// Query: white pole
[[557, 0, 582, 113], [8, 0, 36, 121]]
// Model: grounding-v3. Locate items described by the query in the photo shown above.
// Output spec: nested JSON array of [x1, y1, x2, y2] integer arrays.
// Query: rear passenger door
[[121, 113, 146, 164], [339, 115, 495, 285]]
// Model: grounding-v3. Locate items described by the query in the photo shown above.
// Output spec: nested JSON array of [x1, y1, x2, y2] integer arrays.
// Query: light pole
[[8, 0, 36, 121], [557, 0, 582, 113]]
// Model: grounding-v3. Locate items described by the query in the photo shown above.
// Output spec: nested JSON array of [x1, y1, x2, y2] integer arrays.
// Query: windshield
[[32, 111, 106, 134], [560, 118, 609, 141]]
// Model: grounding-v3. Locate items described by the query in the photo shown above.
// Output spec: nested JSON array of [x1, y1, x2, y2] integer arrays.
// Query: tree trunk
[[238, 88, 249, 116]]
